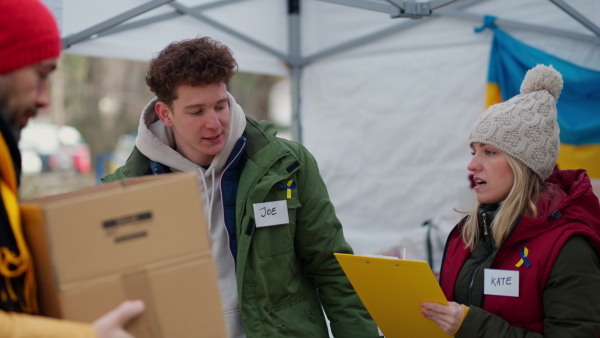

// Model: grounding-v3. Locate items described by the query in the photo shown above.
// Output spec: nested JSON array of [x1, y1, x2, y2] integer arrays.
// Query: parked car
[[19, 122, 91, 174], [57, 125, 91, 174]]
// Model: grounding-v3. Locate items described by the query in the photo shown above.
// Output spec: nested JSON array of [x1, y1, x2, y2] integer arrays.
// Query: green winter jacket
[[103, 116, 380, 338]]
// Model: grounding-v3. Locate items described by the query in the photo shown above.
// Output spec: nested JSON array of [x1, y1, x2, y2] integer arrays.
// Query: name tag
[[484, 269, 519, 297], [253, 200, 289, 228]]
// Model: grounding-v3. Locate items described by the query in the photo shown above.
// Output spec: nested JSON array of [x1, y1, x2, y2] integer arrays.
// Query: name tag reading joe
[[253, 200, 289, 228], [484, 269, 519, 297]]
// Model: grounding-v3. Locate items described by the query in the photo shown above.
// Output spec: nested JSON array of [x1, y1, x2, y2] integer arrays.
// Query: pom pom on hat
[[520, 64, 563, 101], [469, 64, 563, 181], [0, 0, 61, 75]]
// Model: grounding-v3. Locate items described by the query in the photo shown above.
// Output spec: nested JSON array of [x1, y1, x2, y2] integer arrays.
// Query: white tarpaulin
[[53, 0, 600, 257]]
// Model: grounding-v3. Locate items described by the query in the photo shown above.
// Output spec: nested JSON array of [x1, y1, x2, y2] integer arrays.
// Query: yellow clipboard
[[335, 253, 448, 338]]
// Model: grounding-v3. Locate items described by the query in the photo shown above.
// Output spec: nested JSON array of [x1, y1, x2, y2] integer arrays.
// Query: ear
[[156, 101, 174, 127]]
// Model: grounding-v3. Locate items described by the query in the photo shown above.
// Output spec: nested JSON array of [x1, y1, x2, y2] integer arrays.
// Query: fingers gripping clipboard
[[335, 253, 449, 338]]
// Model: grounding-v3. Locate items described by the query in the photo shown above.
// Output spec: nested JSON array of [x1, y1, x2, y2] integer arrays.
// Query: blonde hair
[[461, 154, 547, 250]]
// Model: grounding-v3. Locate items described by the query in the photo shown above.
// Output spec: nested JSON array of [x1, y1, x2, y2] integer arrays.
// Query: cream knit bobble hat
[[469, 64, 563, 181]]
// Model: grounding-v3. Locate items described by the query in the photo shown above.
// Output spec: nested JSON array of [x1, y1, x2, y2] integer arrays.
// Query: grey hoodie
[[136, 93, 247, 337]]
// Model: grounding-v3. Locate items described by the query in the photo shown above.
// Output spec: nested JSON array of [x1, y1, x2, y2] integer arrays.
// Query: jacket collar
[[503, 170, 600, 246], [242, 115, 275, 159]]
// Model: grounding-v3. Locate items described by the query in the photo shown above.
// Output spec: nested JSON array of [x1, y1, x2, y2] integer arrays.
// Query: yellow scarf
[[0, 133, 37, 313]]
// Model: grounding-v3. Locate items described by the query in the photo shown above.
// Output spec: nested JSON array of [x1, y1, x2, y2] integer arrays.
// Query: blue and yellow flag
[[479, 17, 600, 178]]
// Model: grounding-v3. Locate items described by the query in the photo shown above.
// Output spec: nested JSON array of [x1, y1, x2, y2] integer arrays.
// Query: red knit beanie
[[0, 0, 61, 75]]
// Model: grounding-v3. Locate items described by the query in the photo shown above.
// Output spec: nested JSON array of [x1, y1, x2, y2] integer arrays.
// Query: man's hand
[[420, 301, 463, 335], [92, 300, 145, 338]]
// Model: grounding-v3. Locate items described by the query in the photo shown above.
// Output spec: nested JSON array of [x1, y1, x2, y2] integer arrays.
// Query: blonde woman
[[421, 65, 600, 337]]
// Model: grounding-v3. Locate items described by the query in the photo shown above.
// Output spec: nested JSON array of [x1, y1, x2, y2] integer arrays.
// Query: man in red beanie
[[0, 0, 144, 336]]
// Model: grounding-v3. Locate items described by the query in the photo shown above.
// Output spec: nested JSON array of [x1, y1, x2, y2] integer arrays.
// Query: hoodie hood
[[135, 91, 247, 176], [507, 169, 600, 245]]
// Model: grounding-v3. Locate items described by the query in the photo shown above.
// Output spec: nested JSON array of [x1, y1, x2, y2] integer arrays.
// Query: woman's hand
[[92, 300, 145, 338], [421, 301, 464, 335]]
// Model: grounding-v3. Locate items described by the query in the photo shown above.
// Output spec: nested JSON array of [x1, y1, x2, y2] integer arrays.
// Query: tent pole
[[289, 0, 303, 143], [82, 0, 249, 42], [549, 0, 600, 40], [305, 0, 484, 63], [169, 2, 288, 61], [305, 19, 426, 63], [62, 0, 174, 48], [289, 65, 302, 143]]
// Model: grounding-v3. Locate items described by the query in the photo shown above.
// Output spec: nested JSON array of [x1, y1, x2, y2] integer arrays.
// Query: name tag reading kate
[[484, 269, 519, 297], [253, 200, 289, 228]]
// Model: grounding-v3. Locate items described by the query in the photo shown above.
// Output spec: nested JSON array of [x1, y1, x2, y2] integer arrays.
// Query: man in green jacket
[[102, 37, 379, 337]]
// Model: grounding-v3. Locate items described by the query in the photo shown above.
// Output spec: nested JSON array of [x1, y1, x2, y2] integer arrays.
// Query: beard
[[0, 87, 37, 142], [8, 106, 37, 141], [8, 114, 23, 142]]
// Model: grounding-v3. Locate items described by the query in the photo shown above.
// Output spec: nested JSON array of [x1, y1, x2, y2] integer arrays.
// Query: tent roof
[[55, 0, 600, 77]]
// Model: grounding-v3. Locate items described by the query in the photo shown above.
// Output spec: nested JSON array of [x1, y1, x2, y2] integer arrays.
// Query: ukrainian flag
[[481, 18, 600, 178]]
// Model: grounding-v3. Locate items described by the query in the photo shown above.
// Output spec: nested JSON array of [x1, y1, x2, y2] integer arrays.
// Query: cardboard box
[[21, 172, 226, 337]]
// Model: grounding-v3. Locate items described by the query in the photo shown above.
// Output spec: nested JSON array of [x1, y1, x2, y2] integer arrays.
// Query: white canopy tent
[[50, 0, 600, 258]]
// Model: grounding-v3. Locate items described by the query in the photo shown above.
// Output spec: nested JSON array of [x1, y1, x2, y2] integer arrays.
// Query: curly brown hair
[[146, 37, 237, 105]]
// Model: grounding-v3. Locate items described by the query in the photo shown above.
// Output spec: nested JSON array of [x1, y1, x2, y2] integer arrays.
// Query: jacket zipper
[[220, 138, 247, 239], [464, 210, 523, 307], [467, 211, 492, 306], [482, 212, 488, 236], [467, 248, 496, 306]]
